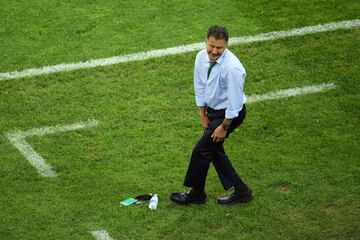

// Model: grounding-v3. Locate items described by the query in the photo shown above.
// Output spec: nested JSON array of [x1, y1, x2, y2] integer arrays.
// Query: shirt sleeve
[[194, 53, 206, 107], [225, 66, 246, 119]]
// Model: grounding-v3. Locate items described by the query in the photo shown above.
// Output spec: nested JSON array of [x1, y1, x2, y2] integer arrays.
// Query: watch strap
[[221, 122, 231, 131]]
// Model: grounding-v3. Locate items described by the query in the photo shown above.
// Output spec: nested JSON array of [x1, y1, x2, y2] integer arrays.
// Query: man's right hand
[[199, 107, 209, 132], [200, 115, 209, 132]]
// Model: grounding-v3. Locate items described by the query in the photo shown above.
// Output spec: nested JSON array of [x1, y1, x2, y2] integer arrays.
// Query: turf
[[0, 1, 359, 239]]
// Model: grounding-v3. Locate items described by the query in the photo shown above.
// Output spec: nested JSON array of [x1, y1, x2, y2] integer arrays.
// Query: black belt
[[206, 106, 224, 113], [206, 104, 246, 114]]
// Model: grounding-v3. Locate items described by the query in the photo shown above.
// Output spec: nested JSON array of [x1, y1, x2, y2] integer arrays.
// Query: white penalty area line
[[91, 230, 114, 240], [1, 19, 359, 81], [247, 82, 336, 103], [5, 119, 99, 177]]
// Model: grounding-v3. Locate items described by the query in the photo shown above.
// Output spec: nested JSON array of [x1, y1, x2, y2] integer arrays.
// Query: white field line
[[247, 83, 336, 103], [0, 19, 359, 81], [5, 119, 99, 177], [91, 230, 115, 240]]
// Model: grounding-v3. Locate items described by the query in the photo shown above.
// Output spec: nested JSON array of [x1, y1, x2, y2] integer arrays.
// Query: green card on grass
[[120, 198, 137, 206]]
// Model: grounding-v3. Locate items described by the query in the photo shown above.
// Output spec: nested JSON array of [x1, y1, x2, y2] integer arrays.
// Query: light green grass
[[1, 1, 359, 239]]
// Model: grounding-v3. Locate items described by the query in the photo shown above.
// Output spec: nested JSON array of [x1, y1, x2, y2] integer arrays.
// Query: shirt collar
[[205, 48, 227, 64]]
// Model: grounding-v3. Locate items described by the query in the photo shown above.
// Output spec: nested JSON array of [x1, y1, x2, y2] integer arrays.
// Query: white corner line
[[247, 83, 336, 103], [91, 230, 115, 240], [5, 119, 99, 177], [0, 19, 359, 81]]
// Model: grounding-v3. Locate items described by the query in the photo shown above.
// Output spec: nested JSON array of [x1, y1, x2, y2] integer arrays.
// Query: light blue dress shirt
[[194, 48, 247, 119]]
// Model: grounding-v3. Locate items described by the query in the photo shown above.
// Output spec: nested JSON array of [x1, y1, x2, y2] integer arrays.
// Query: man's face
[[206, 37, 228, 61]]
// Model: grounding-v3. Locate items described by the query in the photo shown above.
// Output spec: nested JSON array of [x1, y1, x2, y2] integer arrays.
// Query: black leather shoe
[[170, 191, 207, 205], [217, 189, 253, 205]]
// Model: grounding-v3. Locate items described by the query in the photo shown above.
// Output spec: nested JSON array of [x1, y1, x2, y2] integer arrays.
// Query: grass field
[[1, 1, 359, 239]]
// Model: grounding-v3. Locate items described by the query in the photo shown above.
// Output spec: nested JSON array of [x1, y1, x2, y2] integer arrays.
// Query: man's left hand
[[211, 125, 227, 142]]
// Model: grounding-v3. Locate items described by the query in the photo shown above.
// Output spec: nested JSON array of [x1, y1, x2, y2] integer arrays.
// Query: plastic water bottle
[[148, 194, 158, 210]]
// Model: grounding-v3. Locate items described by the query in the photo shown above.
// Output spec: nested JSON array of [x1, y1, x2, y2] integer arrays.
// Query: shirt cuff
[[225, 109, 239, 119], [195, 97, 206, 107]]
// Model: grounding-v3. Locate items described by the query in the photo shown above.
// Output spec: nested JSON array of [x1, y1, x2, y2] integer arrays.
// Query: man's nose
[[211, 48, 218, 54]]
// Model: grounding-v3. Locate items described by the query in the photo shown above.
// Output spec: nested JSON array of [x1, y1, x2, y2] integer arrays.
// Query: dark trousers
[[183, 105, 248, 191]]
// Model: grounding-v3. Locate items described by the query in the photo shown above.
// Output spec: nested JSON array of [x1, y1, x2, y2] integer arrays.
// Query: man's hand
[[211, 125, 227, 142], [200, 115, 209, 132], [199, 107, 209, 132]]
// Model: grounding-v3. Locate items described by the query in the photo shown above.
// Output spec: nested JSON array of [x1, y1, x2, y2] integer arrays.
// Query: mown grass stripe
[[0, 19, 358, 81], [4, 83, 336, 178]]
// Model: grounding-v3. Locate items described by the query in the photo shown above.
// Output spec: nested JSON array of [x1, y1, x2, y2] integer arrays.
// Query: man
[[170, 26, 252, 205]]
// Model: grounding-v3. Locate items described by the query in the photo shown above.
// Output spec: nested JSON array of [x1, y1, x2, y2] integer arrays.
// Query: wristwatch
[[221, 122, 231, 131]]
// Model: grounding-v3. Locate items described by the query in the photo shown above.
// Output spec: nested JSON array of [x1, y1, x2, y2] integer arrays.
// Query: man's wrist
[[223, 118, 232, 124], [221, 118, 233, 131], [221, 122, 231, 131], [199, 106, 206, 116]]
